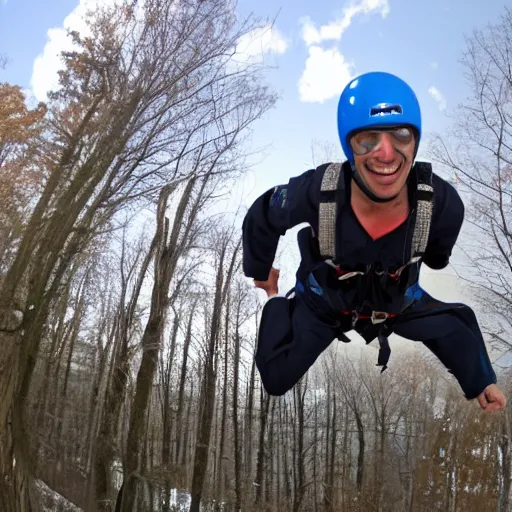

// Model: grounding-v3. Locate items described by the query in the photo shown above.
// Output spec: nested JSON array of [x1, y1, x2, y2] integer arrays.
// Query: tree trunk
[[161, 317, 180, 512], [215, 295, 230, 503], [281, 399, 292, 504], [329, 390, 337, 511], [232, 296, 242, 511], [189, 236, 241, 512], [118, 181, 191, 511], [54, 276, 87, 477], [268, 399, 276, 510], [293, 381, 306, 512], [313, 392, 318, 512], [181, 378, 194, 469], [244, 344, 257, 483], [341, 401, 349, 512], [254, 390, 270, 505], [354, 404, 365, 492], [499, 407, 512, 512], [175, 303, 196, 467]]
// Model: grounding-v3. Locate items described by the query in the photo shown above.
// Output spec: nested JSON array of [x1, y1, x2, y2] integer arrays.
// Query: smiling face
[[350, 126, 416, 201]]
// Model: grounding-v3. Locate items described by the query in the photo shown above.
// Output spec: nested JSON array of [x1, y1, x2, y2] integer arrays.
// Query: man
[[242, 71, 506, 412]]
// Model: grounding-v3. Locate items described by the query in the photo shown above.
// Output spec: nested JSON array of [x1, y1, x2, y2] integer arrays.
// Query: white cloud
[[30, 0, 121, 102], [31, 28, 75, 102], [21, 88, 40, 109], [300, 0, 390, 46], [430, 61, 439, 70], [428, 86, 447, 111], [32, 2, 286, 101], [298, 0, 389, 103], [299, 46, 353, 103], [234, 24, 288, 66]]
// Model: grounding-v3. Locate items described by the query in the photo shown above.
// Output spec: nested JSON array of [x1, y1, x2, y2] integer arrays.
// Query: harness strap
[[318, 161, 434, 260], [411, 162, 434, 258], [318, 162, 343, 258]]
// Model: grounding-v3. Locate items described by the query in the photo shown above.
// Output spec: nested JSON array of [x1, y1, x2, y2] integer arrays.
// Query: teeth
[[368, 165, 400, 175]]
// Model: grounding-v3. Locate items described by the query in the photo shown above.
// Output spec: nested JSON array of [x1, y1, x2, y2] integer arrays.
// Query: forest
[[0, 1, 511, 511]]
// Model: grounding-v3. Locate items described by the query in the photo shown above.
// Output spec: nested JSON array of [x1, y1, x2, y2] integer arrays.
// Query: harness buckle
[[338, 270, 365, 281], [349, 310, 395, 327], [371, 311, 388, 324]]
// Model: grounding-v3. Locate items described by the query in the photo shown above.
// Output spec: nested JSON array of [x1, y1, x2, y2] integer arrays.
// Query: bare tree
[[117, 175, 199, 510], [336, 354, 368, 493], [93, 231, 155, 511], [429, 7, 512, 352], [0, 0, 276, 506], [4, 6, 512, 511], [189, 228, 242, 512], [175, 298, 198, 468]]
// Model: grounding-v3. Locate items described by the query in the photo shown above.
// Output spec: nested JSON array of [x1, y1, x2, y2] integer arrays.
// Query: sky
[[1, 0, 508, 187], [1, 0, 511, 366]]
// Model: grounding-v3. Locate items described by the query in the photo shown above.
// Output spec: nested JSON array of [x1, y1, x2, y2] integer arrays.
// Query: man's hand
[[477, 384, 507, 412], [254, 267, 280, 299]]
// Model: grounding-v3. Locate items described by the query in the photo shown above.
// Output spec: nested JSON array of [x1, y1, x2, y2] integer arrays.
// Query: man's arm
[[242, 166, 323, 281], [423, 174, 464, 270], [418, 174, 506, 411]]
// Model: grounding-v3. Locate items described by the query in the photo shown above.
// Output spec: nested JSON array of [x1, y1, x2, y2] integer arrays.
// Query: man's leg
[[255, 293, 337, 396], [393, 292, 497, 399]]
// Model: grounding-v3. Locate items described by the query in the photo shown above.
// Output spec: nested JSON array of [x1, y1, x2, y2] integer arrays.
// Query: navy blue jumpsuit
[[242, 162, 497, 399]]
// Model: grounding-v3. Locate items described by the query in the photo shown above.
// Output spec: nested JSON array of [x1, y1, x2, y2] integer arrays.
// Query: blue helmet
[[337, 72, 422, 163]]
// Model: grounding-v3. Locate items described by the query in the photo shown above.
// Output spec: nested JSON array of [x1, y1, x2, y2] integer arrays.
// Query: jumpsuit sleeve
[[405, 176, 497, 399], [242, 167, 322, 281], [423, 175, 464, 270]]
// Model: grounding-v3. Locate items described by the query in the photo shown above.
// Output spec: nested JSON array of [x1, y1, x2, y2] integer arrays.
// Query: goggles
[[350, 126, 415, 156]]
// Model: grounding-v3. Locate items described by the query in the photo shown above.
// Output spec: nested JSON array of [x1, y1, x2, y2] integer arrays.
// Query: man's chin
[[364, 176, 407, 202]]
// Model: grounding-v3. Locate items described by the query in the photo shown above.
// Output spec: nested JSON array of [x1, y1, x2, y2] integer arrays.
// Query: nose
[[373, 133, 396, 162]]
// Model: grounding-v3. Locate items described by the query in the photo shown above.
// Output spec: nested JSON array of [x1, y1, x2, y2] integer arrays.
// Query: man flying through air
[[242, 71, 506, 412]]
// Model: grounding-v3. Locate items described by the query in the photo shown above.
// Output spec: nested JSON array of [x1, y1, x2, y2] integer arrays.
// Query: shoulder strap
[[317, 161, 434, 261], [410, 161, 434, 258], [318, 162, 344, 259]]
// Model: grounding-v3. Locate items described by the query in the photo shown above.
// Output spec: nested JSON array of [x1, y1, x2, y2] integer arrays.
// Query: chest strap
[[318, 161, 434, 261]]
